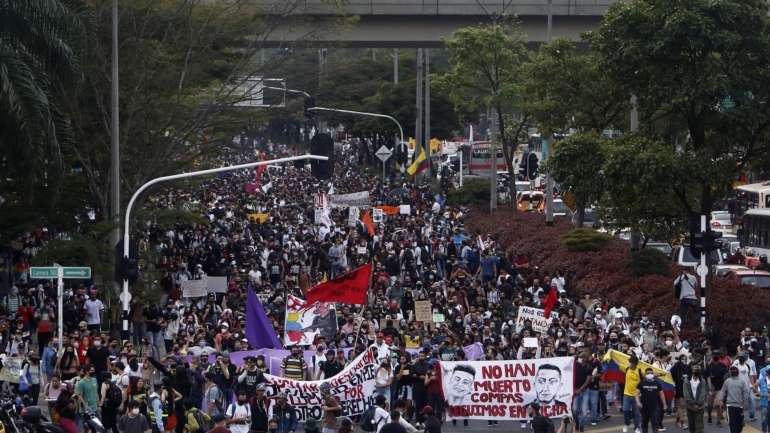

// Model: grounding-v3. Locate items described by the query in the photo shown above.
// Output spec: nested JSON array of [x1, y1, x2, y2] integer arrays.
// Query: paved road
[[440, 410, 764, 433]]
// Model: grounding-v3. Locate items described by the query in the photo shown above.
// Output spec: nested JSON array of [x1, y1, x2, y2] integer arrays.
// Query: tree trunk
[[576, 206, 585, 228], [496, 107, 517, 210]]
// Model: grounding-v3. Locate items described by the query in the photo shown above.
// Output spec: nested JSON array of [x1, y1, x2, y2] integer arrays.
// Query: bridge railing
[[261, 0, 615, 16]]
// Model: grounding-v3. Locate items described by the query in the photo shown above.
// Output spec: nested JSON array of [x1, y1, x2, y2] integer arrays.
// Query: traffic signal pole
[[698, 214, 708, 332], [120, 154, 328, 342]]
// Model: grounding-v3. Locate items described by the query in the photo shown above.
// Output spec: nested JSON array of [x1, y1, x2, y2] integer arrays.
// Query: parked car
[[725, 269, 770, 288], [714, 264, 750, 278], [710, 210, 734, 233], [644, 242, 673, 258], [517, 191, 545, 212], [672, 245, 724, 269], [552, 198, 569, 217]]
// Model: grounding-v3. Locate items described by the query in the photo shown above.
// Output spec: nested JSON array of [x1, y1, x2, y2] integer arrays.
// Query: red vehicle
[[725, 269, 770, 289]]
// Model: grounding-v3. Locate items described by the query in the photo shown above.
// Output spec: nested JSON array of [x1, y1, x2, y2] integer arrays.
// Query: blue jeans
[[588, 389, 600, 423], [623, 395, 641, 428], [574, 390, 590, 429], [750, 394, 756, 419], [761, 406, 768, 433]]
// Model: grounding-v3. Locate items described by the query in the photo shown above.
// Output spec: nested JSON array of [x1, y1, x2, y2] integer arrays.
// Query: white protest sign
[[181, 279, 207, 298], [515, 306, 560, 334]]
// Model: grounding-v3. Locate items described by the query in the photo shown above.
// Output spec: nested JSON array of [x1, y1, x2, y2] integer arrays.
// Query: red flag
[[543, 286, 558, 317], [306, 263, 372, 305], [361, 211, 375, 237], [254, 158, 267, 187]]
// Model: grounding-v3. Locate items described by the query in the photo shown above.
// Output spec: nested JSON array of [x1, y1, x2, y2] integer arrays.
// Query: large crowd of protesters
[[1, 138, 767, 433]]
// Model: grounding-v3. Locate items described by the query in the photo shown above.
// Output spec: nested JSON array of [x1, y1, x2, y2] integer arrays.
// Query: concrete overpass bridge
[[257, 0, 615, 47]]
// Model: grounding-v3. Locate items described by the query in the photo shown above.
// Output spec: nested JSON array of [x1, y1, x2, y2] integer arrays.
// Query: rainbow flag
[[602, 349, 675, 398]]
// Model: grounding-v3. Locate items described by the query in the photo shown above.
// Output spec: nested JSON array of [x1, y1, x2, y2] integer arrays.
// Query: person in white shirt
[[375, 361, 394, 405], [83, 292, 105, 332], [374, 333, 391, 364], [372, 395, 391, 433], [226, 390, 252, 433]]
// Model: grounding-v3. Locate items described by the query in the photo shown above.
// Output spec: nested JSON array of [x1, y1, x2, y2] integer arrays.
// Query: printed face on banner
[[440, 357, 574, 421], [284, 294, 337, 346]]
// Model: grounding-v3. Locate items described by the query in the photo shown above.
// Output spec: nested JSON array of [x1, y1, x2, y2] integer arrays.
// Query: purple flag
[[246, 288, 283, 349]]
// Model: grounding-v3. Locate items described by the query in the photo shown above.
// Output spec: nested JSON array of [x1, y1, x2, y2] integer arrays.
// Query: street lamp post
[[120, 154, 328, 340], [306, 106, 405, 148]]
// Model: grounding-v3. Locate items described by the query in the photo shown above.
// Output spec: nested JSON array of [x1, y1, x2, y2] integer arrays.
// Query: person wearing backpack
[[203, 372, 224, 418], [529, 402, 556, 433], [360, 395, 389, 433], [100, 371, 123, 433], [185, 398, 213, 433], [225, 390, 251, 433]]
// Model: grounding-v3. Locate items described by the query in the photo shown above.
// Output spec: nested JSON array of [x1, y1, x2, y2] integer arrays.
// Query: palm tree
[[0, 0, 86, 189]]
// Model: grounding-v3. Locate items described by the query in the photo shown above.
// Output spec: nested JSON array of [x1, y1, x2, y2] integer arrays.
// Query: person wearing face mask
[[44, 374, 65, 412], [670, 355, 691, 430], [732, 352, 758, 421], [706, 354, 728, 426], [237, 357, 265, 396], [208, 414, 230, 433], [118, 400, 151, 433], [56, 345, 80, 381], [87, 335, 110, 387], [722, 366, 751, 433], [225, 390, 252, 433], [683, 365, 707, 433], [636, 368, 666, 433]]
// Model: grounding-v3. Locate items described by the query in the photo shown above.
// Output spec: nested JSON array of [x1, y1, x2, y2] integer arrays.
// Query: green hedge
[[446, 179, 490, 206], [560, 228, 612, 252], [626, 249, 671, 276]]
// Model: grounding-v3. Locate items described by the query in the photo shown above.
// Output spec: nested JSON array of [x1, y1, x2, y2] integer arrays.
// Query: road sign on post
[[30, 265, 92, 359], [375, 145, 393, 182]]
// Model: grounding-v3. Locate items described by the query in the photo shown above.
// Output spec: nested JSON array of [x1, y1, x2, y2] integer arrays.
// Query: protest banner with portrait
[[439, 357, 574, 420], [263, 347, 378, 422], [283, 294, 338, 346], [515, 306, 560, 334]]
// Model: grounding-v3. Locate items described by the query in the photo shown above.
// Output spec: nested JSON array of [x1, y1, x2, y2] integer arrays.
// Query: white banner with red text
[[439, 357, 574, 420], [263, 347, 378, 422]]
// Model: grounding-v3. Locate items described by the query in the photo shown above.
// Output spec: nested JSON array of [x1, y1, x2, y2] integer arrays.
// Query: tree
[[0, 0, 86, 194], [600, 134, 688, 244], [546, 133, 606, 226], [521, 38, 629, 135], [443, 22, 530, 201], [591, 0, 770, 217]]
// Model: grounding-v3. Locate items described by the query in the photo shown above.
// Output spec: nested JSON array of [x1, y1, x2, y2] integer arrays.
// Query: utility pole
[[544, 0, 554, 225], [697, 215, 708, 332], [415, 48, 424, 175], [490, 109, 499, 212], [110, 0, 121, 302], [424, 48, 431, 179], [629, 96, 642, 249], [318, 48, 326, 87], [393, 49, 399, 84]]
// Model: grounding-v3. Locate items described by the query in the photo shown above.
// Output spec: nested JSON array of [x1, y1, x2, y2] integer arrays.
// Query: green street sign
[[30, 266, 91, 279], [30, 267, 58, 279], [63, 267, 91, 278]]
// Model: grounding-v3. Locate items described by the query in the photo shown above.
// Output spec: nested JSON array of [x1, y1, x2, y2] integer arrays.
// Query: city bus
[[738, 208, 770, 263], [733, 181, 770, 219], [467, 141, 508, 175]]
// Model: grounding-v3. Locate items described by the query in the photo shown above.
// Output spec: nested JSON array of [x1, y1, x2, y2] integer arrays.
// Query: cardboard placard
[[415, 300, 433, 322]]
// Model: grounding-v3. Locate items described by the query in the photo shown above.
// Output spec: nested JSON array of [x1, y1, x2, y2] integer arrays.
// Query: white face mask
[[131, 408, 140, 416], [645, 373, 655, 380]]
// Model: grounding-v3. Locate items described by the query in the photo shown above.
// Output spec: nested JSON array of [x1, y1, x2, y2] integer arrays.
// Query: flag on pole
[[542, 285, 558, 317], [245, 287, 283, 349], [306, 263, 372, 305], [361, 211, 375, 237], [407, 146, 428, 176]]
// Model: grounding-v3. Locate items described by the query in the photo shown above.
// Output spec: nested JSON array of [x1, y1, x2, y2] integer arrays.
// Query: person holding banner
[[622, 356, 643, 433]]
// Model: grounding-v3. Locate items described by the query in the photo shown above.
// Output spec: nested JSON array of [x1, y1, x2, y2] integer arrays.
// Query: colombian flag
[[602, 349, 675, 398], [407, 146, 428, 176]]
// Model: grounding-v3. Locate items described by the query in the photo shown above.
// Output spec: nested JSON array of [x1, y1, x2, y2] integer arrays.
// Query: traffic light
[[310, 133, 334, 179], [689, 229, 722, 257], [527, 153, 539, 180], [114, 240, 139, 285], [519, 152, 529, 179]]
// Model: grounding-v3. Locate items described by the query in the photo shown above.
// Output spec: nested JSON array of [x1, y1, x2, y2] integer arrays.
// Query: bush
[[446, 179, 490, 206], [560, 229, 611, 252], [466, 206, 770, 339], [626, 249, 671, 276]]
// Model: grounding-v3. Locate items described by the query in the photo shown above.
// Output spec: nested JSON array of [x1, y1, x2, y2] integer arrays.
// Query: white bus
[[739, 208, 770, 260], [734, 182, 770, 217]]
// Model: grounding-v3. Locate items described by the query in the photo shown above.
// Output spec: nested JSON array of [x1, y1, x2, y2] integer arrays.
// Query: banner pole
[[353, 258, 375, 349]]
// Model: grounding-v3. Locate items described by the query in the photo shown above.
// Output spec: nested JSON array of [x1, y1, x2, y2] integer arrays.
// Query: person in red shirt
[[207, 413, 231, 433], [17, 299, 34, 330]]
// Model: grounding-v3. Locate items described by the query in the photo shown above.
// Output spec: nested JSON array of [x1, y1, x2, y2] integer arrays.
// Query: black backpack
[[105, 382, 123, 408], [191, 409, 213, 433], [359, 406, 378, 432]]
